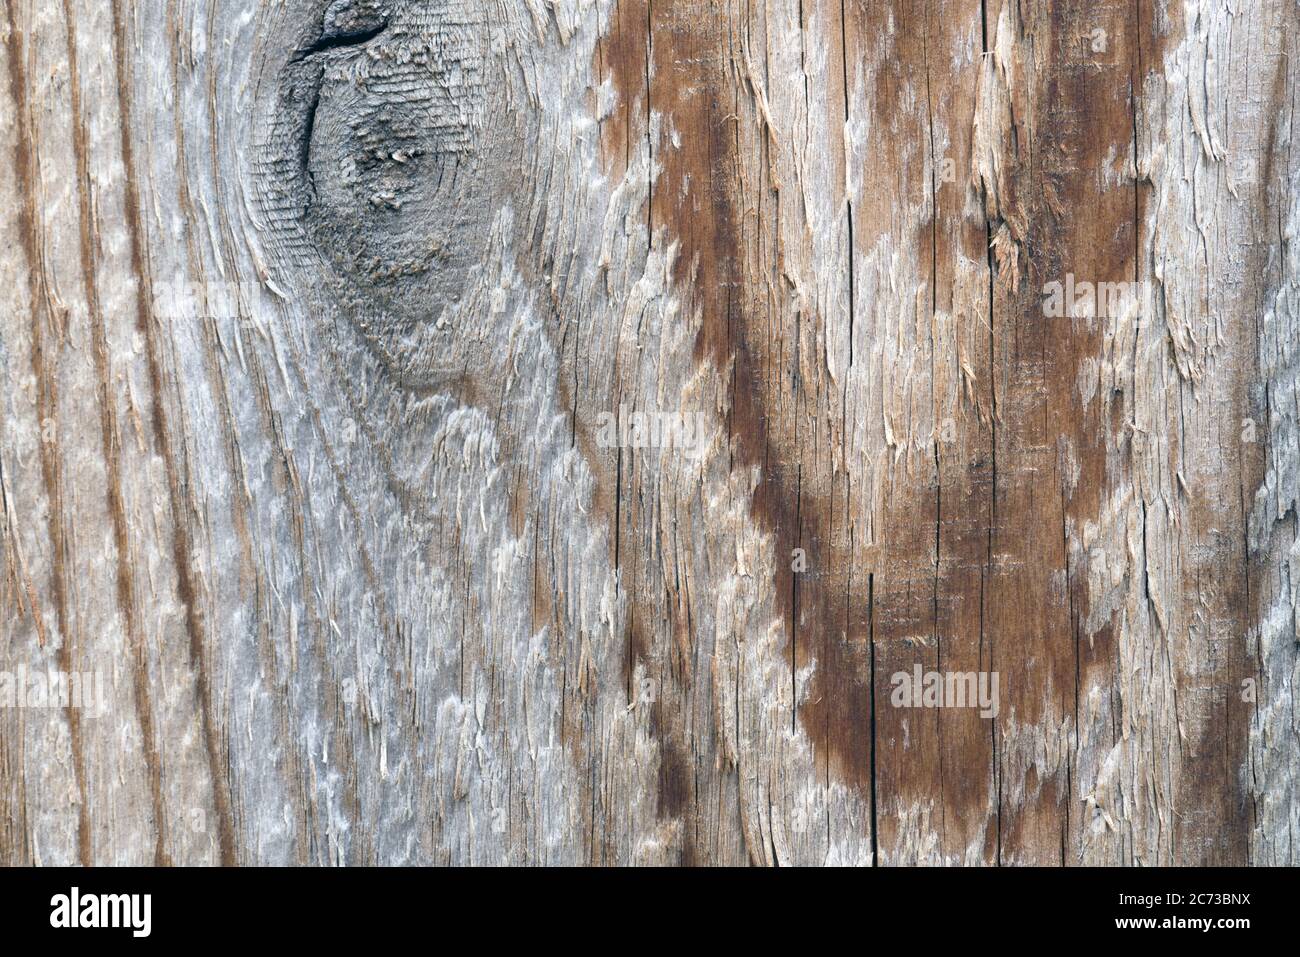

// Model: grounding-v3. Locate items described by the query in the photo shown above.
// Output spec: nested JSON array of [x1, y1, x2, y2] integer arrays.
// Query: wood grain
[[0, 0, 1296, 865]]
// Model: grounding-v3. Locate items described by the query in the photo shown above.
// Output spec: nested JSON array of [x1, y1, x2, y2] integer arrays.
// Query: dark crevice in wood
[[292, 21, 389, 63]]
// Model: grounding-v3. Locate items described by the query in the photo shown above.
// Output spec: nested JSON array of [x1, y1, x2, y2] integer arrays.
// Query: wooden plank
[[0, 0, 1295, 865]]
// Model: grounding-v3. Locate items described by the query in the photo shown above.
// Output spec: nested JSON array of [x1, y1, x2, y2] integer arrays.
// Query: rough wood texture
[[1, 0, 1296, 866]]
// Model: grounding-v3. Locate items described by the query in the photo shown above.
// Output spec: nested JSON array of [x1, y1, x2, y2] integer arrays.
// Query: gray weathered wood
[[0, 0, 1296, 865]]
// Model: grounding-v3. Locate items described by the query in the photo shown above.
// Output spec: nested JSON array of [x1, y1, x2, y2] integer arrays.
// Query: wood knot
[[259, 0, 503, 386]]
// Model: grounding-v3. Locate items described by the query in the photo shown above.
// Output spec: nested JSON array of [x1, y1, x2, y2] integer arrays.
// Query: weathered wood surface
[[0, 0, 1297, 865]]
